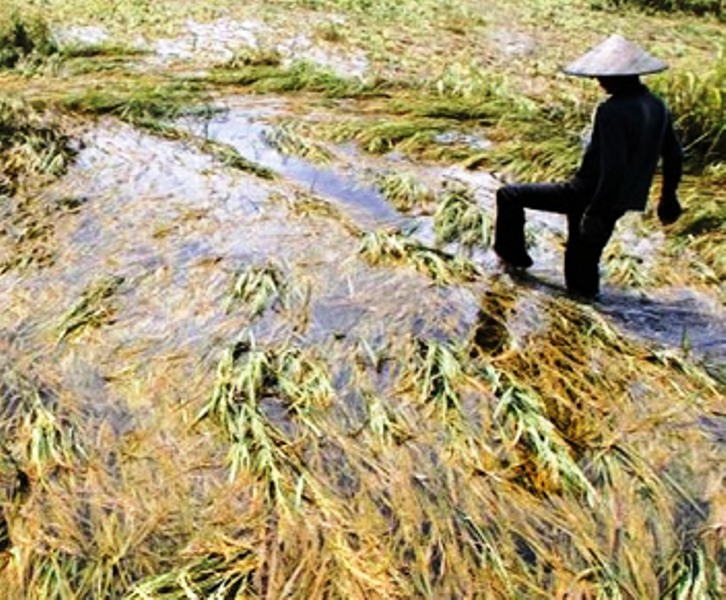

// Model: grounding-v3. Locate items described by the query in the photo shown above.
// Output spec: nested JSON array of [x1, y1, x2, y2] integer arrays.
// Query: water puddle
[[0, 110, 482, 374], [152, 19, 267, 64], [145, 17, 369, 78]]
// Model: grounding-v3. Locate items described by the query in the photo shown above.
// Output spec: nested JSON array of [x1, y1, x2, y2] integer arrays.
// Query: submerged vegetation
[[0, 0, 724, 598], [434, 183, 494, 251], [359, 229, 480, 284]]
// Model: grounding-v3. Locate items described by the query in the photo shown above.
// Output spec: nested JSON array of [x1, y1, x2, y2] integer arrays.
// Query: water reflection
[[177, 104, 404, 227]]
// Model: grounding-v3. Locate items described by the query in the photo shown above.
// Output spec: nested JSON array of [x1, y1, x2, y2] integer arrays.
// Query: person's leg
[[564, 210, 622, 298], [494, 182, 583, 268]]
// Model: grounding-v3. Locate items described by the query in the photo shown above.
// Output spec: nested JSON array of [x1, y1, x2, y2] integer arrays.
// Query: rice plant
[[492, 377, 597, 503], [264, 121, 332, 163], [225, 47, 283, 69], [284, 191, 363, 236], [661, 546, 723, 598], [127, 546, 259, 599], [0, 367, 83, 484], [395, 338, 478, 444], [61, 81, 204, 125], [224, 262, 288, 317], [434, 182, 493, 250], [196, 337, 332, 497], [0, 10, 57, 69], [208, 59, 369, 98], [275, 345, 333, 417], [359, 229, 479, 284], [328, 117, 449, 155], [362, 391, 414, 445], [604, 242, 651, 288], [655, 62, 725, 165], [21, 393, 86, 478], [600, 0, 723, 18], [56, 275, 125, 342], [374, 171, 434, 213], [0, 97, 75, 196], [197, 138, 276, 179]]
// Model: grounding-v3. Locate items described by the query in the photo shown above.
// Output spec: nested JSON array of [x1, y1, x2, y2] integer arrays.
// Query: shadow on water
[[176, 100, 405, 228], [511, 270, 725, 367], [597, 288, 726, 368]]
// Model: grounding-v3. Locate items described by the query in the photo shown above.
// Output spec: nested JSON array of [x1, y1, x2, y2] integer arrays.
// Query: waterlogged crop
[[0, 0, 723, 598]]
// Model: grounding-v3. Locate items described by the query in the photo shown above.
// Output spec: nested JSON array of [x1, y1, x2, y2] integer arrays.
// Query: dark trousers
[[494, 181, 622, 297]]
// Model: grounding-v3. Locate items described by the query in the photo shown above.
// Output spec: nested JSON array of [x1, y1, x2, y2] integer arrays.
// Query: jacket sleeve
[[660, 111, 683, 200], [584, 104, 627, 216]]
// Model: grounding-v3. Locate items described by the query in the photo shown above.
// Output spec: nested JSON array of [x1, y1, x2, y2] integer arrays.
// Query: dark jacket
[[575, 83, 683, 215]]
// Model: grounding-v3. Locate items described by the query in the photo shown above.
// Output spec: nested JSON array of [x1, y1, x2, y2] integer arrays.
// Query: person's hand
[[579, 212, 608, 243], [657, 195, 682, 225]]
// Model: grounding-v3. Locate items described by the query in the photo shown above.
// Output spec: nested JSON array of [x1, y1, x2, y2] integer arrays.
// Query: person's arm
[[657, 111, 684, 225]]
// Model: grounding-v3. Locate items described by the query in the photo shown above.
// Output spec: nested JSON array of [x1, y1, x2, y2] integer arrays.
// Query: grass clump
[[0, 98, 77, 273], [128, 545, 259, 599], [0, 97, 75, 196], [404, 338, 465, 423], [654, 62, 725, 165], [493, 380, 596, 502], [0, 10, 57, 69], [604, 241, 652, 288], [664, 167, 725, 282], [264, 121, 332, 163], [197, 138, 276, 179], [599, 0, 723, 18], [207, 59, 374, 98], [224, 261, 288, 317], [60, 81, 206, 126], [196, 337, 332, 493], [329, 116, 449, 155]]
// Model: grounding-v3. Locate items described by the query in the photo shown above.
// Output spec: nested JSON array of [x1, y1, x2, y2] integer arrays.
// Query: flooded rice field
[[1, 2, 724, 595], [20, 93, 720, 361], [1, 90, 724, 597]]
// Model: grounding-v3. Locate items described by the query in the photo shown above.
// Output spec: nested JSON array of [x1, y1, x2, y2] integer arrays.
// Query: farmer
[[493, 34, 683, 298]]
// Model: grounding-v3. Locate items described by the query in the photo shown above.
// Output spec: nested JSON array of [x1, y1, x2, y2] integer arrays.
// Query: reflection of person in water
[[494, 35, 684, 299]]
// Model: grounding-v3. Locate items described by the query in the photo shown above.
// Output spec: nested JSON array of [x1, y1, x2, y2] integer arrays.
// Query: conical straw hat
[[563, 34, 667, 77]]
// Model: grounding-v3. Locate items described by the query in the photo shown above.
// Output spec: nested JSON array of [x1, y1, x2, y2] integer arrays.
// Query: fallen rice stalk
[[434, 183, 493, 251], [359, 230, 479, 285], [224, 262, 288, 317], [56, 275, 125, 342]]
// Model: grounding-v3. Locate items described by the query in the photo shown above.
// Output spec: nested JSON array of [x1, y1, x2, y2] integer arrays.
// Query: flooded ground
[[1, 3, 724, 596], [182, 95, 725, 361], [3, 91, 722, 386]]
